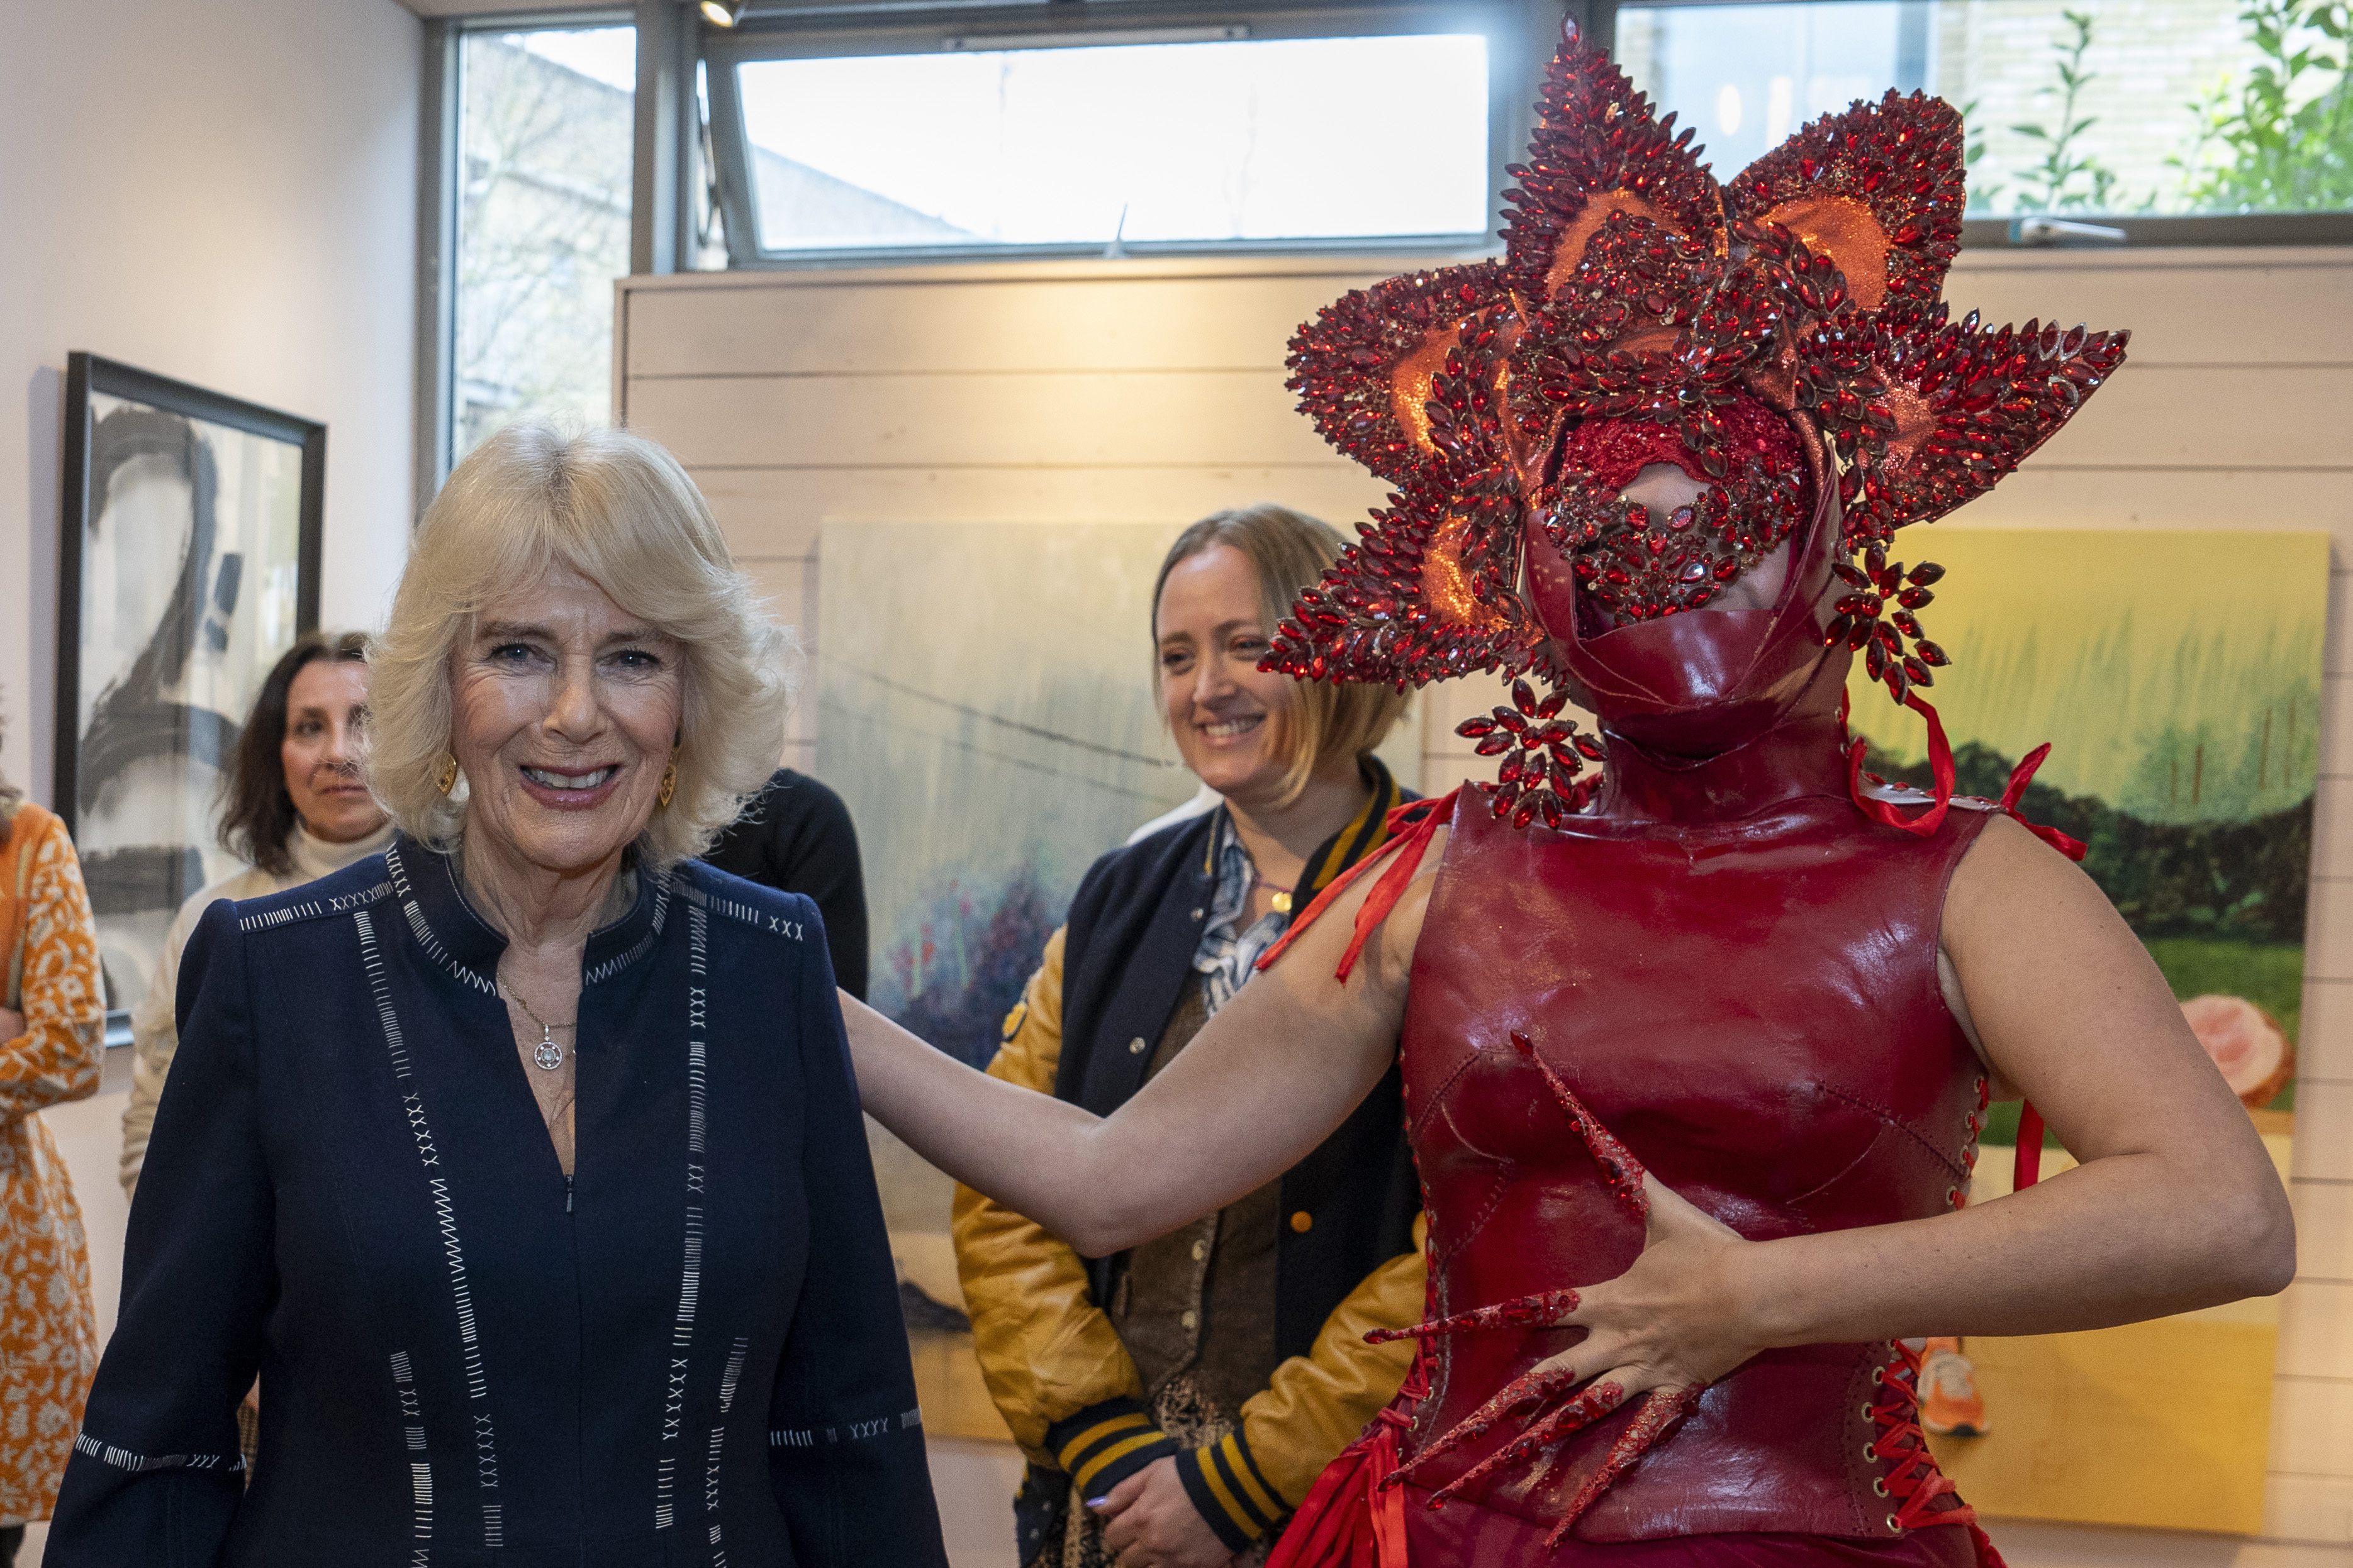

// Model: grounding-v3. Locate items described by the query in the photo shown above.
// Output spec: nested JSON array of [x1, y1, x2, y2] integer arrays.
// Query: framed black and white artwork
[[56, 353, 323, 1016]]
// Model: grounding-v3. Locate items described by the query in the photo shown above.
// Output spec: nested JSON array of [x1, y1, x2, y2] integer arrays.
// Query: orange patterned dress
[[0, 801, 103, 1528]]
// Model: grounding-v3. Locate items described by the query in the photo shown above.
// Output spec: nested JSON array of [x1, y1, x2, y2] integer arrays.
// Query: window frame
[[415, 5, 637, 505], [1592, 0, 2353, 250], [700, 0, 1550, 267]]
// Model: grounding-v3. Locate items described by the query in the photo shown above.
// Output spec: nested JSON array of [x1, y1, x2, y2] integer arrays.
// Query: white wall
[[618, 247, 2353, 1545], [0, 4, 420, 1546], [0, 0, 423, 810]]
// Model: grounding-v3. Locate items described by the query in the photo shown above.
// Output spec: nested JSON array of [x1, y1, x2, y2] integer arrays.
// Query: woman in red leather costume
[[841, 31, 2294, 1567]]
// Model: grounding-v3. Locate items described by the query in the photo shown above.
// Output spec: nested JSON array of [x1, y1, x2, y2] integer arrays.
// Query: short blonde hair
[[369, 424, 797, 870], [1153, 504, 1409, 804]]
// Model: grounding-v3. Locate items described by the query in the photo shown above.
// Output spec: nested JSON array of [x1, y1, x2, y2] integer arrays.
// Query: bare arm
[[841, 833, 1443, 1257]]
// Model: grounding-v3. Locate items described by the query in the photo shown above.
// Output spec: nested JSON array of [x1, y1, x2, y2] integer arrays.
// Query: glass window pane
[[454, 26, 635, 468], [1616, 0, 2353, 216], [736, 35, 1490, 253]]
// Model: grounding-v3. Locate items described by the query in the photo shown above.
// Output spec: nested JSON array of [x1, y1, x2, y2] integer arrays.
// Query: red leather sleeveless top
[[1394, 707, 1992, 1552]]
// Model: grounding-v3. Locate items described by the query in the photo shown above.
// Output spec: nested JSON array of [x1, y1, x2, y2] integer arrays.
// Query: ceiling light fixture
[[700, 0, 748, 26]]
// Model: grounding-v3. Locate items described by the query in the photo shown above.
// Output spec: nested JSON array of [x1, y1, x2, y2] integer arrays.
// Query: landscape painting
[[1846, 527, 2326, 1532], [818, 521, 1202, 1437]]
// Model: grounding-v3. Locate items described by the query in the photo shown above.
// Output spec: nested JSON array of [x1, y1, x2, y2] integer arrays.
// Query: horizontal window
[[1616, 0, 2353, 220], [714, 29, 1492, 259]]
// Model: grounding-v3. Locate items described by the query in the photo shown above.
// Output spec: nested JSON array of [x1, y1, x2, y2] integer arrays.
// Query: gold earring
[[657, 757, 678, 809], [436, 753, 459, 796]]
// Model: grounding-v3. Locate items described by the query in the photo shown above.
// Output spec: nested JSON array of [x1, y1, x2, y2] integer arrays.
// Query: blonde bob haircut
[[1153, 504, 1409, 805], [369, 423, 797, 871]]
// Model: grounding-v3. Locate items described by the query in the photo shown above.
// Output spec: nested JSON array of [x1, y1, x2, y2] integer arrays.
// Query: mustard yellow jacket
[[952, 926, 1424, 1545]]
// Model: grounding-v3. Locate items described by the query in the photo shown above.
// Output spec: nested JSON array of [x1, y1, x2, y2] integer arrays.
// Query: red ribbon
[[1265, 1357, 1430, 1568], [1847, 693, 1955, 838], [1997, 743, 2088, 862], [2013, 1101, 2045, 1191], [1255, 791, 1460, 984]]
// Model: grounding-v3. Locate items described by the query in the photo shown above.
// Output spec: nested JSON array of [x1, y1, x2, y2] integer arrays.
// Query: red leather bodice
[[1395, 709, 1993, 1551]]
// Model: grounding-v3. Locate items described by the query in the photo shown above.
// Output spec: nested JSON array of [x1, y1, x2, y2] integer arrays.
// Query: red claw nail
[[1510, 1032, 1649, 1221], [1543, 1386, 1706, 1547], [1380, 1364, 1584, 1491], [1423, 1381, 1628, 1508], [1365, 1288, 1581, 1345]]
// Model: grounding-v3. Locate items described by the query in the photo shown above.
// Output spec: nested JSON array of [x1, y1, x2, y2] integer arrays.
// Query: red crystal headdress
[[1269, 29, 2127, 744]]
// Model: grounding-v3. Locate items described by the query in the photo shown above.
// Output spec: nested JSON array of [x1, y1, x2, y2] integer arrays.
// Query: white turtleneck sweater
[[120, 818, 397, 1196]]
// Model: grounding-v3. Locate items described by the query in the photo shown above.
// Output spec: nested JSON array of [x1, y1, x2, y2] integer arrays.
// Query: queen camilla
[[48, 424, 949, 1567]]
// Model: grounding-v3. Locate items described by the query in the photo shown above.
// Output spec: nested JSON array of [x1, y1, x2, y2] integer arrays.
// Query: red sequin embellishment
[[1457, 679, 1607, 828], [1266, 19, 2128, 738]]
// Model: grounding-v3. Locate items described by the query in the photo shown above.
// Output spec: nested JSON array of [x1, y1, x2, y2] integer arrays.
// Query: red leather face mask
[[1526, 418, 1852, 761]]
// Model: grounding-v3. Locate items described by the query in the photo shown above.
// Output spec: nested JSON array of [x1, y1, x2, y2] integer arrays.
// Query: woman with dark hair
[[954, 504, 1425, 1568], [120, 631, 389, 1195]]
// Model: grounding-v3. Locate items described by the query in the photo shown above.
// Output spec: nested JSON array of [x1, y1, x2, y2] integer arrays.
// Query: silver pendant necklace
[[498, 975, 573, 1070]]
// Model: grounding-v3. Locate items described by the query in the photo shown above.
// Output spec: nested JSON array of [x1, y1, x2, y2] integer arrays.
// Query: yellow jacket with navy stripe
[[951, 770, 1425, 1547]]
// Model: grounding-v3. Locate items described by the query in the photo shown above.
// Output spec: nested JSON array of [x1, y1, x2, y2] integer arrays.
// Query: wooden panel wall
[[618, 245, 2353, 1543]]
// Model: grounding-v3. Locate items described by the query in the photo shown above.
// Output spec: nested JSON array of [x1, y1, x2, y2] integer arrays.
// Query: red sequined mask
[[1267, 25, 2128, 731], [1546, 394, 1809, 622]]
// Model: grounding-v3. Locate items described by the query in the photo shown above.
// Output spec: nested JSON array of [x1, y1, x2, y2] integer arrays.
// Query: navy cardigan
[[47, 837, 947, 1568]]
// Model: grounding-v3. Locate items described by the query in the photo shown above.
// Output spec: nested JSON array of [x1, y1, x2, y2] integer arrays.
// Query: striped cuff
[[1174, 1431, 1285, 1550], [1044, 1399, 1180, 1499]]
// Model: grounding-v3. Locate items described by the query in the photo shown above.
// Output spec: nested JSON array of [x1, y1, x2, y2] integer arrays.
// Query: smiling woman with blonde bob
[[49, 424, 950, 1568], [953, 504, 1426, 1568]]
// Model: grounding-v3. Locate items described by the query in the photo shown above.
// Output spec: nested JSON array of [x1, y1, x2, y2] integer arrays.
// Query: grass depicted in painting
[[1847, 530, 2328, 1125], [885, 867, 1057, 1070]]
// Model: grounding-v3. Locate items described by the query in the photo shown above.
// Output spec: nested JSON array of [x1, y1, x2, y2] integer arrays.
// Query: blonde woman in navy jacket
[[48, 425, 946, 1568]]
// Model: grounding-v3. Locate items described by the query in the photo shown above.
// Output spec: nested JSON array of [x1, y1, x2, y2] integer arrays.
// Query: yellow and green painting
[[1846, 528, 2327, 1533]]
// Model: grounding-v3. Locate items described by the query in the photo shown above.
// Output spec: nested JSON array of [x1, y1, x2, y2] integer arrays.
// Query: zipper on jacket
[[565, 1174, 574, 1213]]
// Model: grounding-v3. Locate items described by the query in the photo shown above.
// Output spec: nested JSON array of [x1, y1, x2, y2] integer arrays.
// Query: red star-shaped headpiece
[[1268, 27, 2127, 709]]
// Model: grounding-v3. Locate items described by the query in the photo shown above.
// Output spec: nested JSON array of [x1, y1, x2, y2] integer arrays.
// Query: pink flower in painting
[[2180, 994, 2296, 1110]]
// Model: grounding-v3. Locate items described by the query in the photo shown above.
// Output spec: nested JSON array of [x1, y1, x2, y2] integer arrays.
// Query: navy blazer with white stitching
[[47, 837, 946, 1568]]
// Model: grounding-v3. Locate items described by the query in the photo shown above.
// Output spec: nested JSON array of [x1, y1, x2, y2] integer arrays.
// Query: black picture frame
[[56, 352, 325, 1013]]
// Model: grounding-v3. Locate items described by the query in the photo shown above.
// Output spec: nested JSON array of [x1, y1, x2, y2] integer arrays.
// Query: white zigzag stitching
[[384, 842, 497, 996], [659, 903, 712, 1532], [354, 907, 501, 1549], [73, 1433, 244, 1473]]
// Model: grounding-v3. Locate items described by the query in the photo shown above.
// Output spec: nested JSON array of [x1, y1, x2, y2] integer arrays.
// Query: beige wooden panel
[[2320, 778, 2352, 881], [1974, 364, 2353, 471], [627, 272, 1395, 380], [1419, 669, 1519, 792], [2307, 980, 2353, 1084], [2264, 1471, 2353, 1542], [2293, 1086, 2353, 1182], [622, 250, 2353, 377], [2317, 774, 2352, 874], [642, 363, 2353, 486], [2332, 572, 2352, 677], [739, 557, 817, 746], [2278, 1277, 2353, 1377], [1935, 472, 2353, 558], [2272, 1377, 2353, 1479], [632, 370, 1339, 471], [691, 464, 1394, 560], [2327, 676, 2352, 776], [740, 555, 814, 633], [2293, 1181, 2353, 1282], [2311, 877, 2353, 984], [1942, 255, 2353, 367]]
